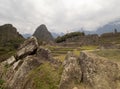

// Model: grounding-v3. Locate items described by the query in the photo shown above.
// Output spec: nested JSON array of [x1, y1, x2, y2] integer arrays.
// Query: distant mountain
[[77, 20, 120, 35], [22, 34, 32, 39], [95, 22, 120, 34], [0, 24, 24, 47], [0, 24, 25, 61], [33, 24, 54, 42], [51, 32, 64, 38]]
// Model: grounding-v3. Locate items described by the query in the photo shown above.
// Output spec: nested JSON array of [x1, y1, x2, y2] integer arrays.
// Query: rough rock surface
[[8, 56, 41, 89], [36, 46, 52, 60], [0, 36, 55, 89], [59, 52, 82, 89], [16, 36, 38, 59], [33, 24, 54, 42], [6, 56, 16, 65], [60, 51, 120, 89]]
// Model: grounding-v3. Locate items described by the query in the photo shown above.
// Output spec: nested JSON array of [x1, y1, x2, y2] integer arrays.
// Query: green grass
[[100, 36, 120, 44], [45, 46, 76, 62], [53, 55, 66, 62], [28, 62, 63, 89], [0, 38, 24, 62], [45, 45, 98, 62], [93, 49, 120, 61], [80, 45, 98, 50], [0, 47, 16, 62], [73, 49, 80, 56]]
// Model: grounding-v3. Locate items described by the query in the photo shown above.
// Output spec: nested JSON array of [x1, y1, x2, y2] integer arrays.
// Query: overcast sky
[[0, 0, 120, 34]]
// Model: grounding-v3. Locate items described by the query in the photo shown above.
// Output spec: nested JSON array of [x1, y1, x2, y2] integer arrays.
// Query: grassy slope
[[45, 45, 98, 62], [19, 44, 97, 89], [0, 46, 16, 62], [0, 42, 104, 89], [93, 49, 120, 62], [42, 45, 98, 89], [100, 35, 120, 44], [0, 39, 24, 62], [28, 63, 63, 89]]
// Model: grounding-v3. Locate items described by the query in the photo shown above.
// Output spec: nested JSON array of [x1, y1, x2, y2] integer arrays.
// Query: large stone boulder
[[36, 46, 52, 60], [6, 56, 16, 65], [59, 52, 82, 89], [0, 36, 58, 89], [8, 56, 42, 89], [79, 51, 120, 89], [16, 36, 38, 59]]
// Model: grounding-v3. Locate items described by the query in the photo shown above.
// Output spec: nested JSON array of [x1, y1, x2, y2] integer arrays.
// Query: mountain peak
[[39, 24, 46, 27], [2, 24, 13, 27], [0, 24, 24, 42], [33, 24, 54, 42]]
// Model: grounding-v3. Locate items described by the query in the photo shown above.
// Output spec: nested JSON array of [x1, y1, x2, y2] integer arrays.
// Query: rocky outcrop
[[33, 24, 54, 42], [59, 52, 82, 89], [60, 51, 120, 89], [80, 51, 120, 89], [16, 36, 38, 59], [7, 56, 41, 89], [5, 56, 16, 65], [0, 36, 56, 89], [36, 46, 51, 59]]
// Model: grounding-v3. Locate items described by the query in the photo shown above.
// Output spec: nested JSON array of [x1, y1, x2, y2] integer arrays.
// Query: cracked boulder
[[16, 36, 38, 59], [59, 52, 82, 89]]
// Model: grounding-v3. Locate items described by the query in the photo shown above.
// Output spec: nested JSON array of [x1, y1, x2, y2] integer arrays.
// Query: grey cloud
[[0, 0, 120, 34]]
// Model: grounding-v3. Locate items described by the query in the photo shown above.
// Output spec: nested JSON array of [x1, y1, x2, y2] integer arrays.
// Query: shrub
[[55, 32, 85, 43]]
